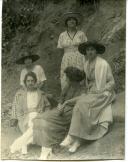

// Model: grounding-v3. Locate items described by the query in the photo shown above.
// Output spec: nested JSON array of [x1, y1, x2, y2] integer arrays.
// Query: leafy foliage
[[2, 0, 44, 53]]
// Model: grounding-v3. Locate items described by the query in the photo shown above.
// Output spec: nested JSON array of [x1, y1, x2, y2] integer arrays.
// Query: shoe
[[68, 140, 81, 153], [60, 135, 73, 147], [10, 146, 15, 154], [39, 147, 52, 160], [21, 145, 27, 155]]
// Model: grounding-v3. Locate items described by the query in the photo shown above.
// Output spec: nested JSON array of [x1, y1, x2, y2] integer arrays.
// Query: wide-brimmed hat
[[62, 12, 83, 25], [16, 53, 40, 64], [78, 41, 105, 55]]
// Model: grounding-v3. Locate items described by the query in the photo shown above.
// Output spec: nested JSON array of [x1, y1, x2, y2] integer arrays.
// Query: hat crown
[[62, 12, 83, 25], [20, 51, 31, 57], [63, 11, 82, 16]]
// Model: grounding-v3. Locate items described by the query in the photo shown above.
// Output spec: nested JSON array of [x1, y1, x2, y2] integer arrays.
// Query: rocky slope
[[2, 0, 126, 126], [2, 0, 125, 104]]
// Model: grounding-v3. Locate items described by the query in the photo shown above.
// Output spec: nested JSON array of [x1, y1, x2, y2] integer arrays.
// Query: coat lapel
[[95, 56, 107, 90], [22, 89, 28, 113], [37, 89, 43, 108]]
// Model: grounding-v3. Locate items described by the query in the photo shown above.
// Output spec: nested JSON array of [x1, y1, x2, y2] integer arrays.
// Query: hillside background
[[1, 0, 125, 160]]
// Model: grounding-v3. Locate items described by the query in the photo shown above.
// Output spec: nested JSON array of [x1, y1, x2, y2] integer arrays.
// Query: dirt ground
[[1, 92, 125, 160], [1, 121, 124, 160]]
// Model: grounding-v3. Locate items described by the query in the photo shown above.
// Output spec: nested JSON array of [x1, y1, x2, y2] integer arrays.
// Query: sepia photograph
[[1, 0, 125, 160]]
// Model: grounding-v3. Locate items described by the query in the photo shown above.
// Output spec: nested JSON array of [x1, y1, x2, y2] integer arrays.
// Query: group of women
[[10, 12, 116, 160]]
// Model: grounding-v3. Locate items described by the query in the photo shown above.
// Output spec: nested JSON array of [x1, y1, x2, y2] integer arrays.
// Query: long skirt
[[33, 105, 73, 147], [69, 91, 115, 140], [10, 112, 38, 153], [61, 52, 84, 90]]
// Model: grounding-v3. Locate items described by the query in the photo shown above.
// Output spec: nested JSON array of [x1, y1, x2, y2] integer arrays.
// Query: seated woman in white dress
[[60, 41, 116, 153], [10, 72, 51, 154]]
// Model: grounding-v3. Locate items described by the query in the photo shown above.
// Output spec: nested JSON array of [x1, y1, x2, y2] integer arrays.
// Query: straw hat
[[62, 12, 83, 25]]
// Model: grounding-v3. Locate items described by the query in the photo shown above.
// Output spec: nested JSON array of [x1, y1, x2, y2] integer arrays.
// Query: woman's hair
[[24, 71, 37, 85], [65, 17, 78, 27], [64, 66, 85, 82]]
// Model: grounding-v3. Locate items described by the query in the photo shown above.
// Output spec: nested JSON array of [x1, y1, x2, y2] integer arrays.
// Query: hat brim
[[16, 55, 40, 64], [78, 41, 105, 55], [62, 12, 83, 25]]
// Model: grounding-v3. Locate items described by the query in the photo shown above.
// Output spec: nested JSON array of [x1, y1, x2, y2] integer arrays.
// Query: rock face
[[112, 92, 125, 122], [2, 0, 126, 103]]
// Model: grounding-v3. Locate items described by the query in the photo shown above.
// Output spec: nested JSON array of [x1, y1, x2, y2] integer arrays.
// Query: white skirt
[[10, 112, 37, 153]]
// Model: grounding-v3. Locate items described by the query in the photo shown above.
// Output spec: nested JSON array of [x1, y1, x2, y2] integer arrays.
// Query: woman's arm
[[59, 82, 70, 104], [57, 92, 85, 115], [20, 70, 25, 87], [73, 31, 88, 46], [57, 97, 79, 116], [80, 31, 88, 43], [57, 33, 64, 54], [88, 63, 115, 94], [63, 96, 81, 106], [57, 33, 64, 49], [10, 93, 19, 127], [63, 85, 86, 105], [104, 64, 115, 92]]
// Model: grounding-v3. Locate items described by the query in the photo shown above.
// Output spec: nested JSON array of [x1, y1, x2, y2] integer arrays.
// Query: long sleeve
[[36, 65, 47, 83], [72, 31, 87, 46], [20, 69, 26, 86], [57, 33, 63, 49], [80, 31, 88, 43], [105, 64, 115, 92], [11, 93, 18, 119], [37, 92, 51, 112], [59, 83, 70, 104], [11, 90, 25, 119]]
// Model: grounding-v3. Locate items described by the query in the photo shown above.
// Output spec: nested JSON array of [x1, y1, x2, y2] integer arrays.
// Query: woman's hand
[[57, 104, 64, 116], [103, 91, 111, 97], [62, 100, 70, 107], [88, 89, 105, 94], [63, 98, 80, 106], [57, 104, 63, 111]]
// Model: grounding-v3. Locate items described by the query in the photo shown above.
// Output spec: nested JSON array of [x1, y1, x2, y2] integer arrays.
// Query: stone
[[112, 92, 125, 122]]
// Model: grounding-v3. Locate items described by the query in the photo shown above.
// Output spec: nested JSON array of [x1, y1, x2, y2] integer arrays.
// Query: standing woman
[[57, 12, 87, 90]]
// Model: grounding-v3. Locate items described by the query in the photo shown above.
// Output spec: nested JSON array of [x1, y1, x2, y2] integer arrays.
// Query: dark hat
[[78, 41, 105, 55], [64, 66, 85, 82], [62, 12, 83, 25], [16, 53, 40, 64]]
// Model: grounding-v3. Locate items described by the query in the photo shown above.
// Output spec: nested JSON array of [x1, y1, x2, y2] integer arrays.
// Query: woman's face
[[26, 76, 36, 90], [24, 58, 33, 67], [67, 18, 77, 28], [86, 46, 97, 61]]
